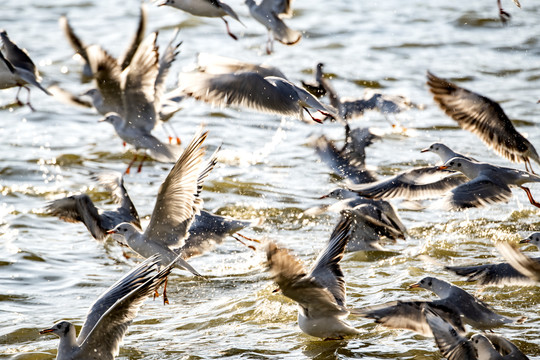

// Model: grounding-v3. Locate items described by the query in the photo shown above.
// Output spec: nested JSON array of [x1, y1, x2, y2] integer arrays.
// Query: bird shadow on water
[[302, 338, 360, 360]]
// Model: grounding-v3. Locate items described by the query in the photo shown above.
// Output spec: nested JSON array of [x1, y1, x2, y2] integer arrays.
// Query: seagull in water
[[427, 71, 539, 173], [0, 29, 51, 110], [424, 308, 529, 360], [446, 232, 540, 286], [266, 211, 360, 339], [46, 171, 140, 241], [108, 127, 214, 300], [156, 0, 244, 40], [245, 0, 301, 54], [39, 255, 174, 360], [355, 276, 524, 336], [439, 157, 540, 210]]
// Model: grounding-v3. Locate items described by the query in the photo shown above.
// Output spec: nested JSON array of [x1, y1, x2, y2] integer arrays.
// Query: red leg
[[125, 154, 138, 175], [162, 277, 169, 305], [520, 186, 540, 208], [137, 154, 147, 173], [222, 18, 238, 40]]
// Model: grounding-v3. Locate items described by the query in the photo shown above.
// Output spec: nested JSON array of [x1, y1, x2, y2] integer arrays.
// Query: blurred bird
[[427, 71, 539, 173], [245, 0, 301, 54], [266, 211, 360, 339], [0, 29, 51, 110], [156, 0, 244, 40], [424, 308, 529, 360]]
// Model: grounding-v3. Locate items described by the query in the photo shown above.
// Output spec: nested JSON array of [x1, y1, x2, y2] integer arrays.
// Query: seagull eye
[[428, 281, 432, 286], [474, 339, 478, 344], [457, 163, 461, 167]]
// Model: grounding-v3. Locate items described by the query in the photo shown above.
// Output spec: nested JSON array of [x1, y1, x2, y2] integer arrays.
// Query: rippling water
[[1, 0, 539, 359]]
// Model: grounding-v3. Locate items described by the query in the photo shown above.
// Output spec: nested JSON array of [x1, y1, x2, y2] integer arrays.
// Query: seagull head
[[39, 321, 75, 339], [421, 142, 447, 154], [520, 232, 540, 249], [107, 223, 139, 245], [408, 277, 450, 296], [319, 188, 355, 200], [99, 112, 124, 127], [470, 334, 495, 356]]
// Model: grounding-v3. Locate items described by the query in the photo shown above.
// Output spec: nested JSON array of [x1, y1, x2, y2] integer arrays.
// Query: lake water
[[1, 0, 539, 359]]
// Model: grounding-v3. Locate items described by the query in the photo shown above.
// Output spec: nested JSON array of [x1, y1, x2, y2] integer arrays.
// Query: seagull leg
[[137, 154, 147, 173], [222, 18, 238, 40], [165, 122, 181, 145], [235, 232, 261, 243], [231, 234, 256, 251], [23, 86, 36, 112], [302, 107, 324, 123], [497, 0, 511, 24], [525, 159, 535, 174], [266, 31, 274, 55], [125, 154, 138, 175], [520, 186, 540, 208], [162, 276, 169, 305]]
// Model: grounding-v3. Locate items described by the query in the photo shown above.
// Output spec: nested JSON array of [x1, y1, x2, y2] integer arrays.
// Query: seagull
[[245, 0, 301, 54], [301, 63, 328, 98], [427, 71, 539, 173], [107, 127, 213, 286], [59, 5, 147, 82], [39, 254, 174, 360], [46, 171, 140, 241], [266, 211, 360, 339], [156, 0, 244, 40], [346, 166, 468, 201], [0, 29, 51, 110], [179, 69, 337, 123], [420, 142, 477, 164], [438, 157, 540, 210], [497, 241, 540, 283], [94, 32, 184, 172], [313, 124, 379, 184], [425, 308, 529, 360], [445, 233, 540, 286], [355, 276, 524, 336]]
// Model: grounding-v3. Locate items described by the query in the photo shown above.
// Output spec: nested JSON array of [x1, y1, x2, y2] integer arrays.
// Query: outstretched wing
[[144, 128, 208, 247]]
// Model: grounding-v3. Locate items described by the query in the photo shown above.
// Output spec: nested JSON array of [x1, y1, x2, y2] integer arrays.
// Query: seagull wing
[[427, 71, 539, 165], [308, 211, 353, 306], [445, 262, 535, 286], [196, 52, 287, 78], [352, 300, 465, 336], [0, 30, 38, 76], [424, 309, 477, 360], [348, 167, 468, 200], [484, 334, 528, 359], [155, 29, 181, 113], [179, 71, 303, 118], [92, 171, 140, 228], [77, 255, 171, 358], [58, 15, 90, 67], [443, 176, 513, 210], [122, 32, 159, 132], [86, 45, 123, 112], [497, 243, 540, 282], [118, 4, 147, 71], [46, 195, 106, 240], [144, 128, 208, 248], [266, 241, 347, 316]]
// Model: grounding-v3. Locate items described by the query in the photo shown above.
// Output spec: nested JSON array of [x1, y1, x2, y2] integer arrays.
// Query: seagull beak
[[408, 283, 420, 289], [106, 229, 116, 234], [438, 165, 448, 170], [272, 287, 281, 293], [98, 117, 106, 123], [519, 238, 531, 244], [420, 148, 429, 153], [39, 328, 54, 335], [319, 194, 329, 199]]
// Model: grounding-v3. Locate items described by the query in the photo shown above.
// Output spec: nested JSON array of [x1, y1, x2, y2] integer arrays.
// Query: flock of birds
[[1, 0, 537, 359]]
